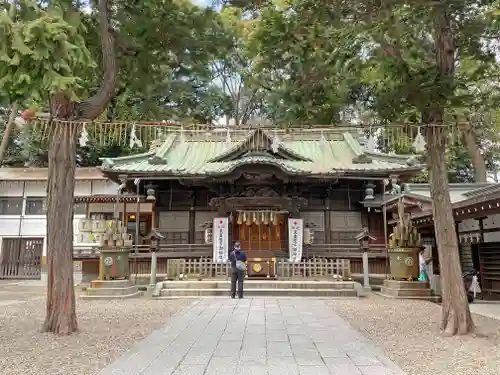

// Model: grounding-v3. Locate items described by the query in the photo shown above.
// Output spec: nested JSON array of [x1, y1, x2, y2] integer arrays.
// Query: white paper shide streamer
[[79, 123, 89, 147], [413, 127, 426, 152], [129, 123, 143, 149]]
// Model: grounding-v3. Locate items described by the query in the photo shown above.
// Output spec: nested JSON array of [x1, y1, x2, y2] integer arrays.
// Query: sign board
[[213, 217, 229, 263], [288, 218, 303, 263]]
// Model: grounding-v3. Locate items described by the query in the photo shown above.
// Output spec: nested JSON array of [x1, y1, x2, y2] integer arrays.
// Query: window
[[73, 202, 87, 215], [89, 212, 120, 220], [25, 198, 45, 215], [0, 198, 23, 215]]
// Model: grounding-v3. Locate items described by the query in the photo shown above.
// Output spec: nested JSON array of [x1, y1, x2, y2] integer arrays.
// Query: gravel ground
[[0, 295, 193, 375], [329, 294, 500, 375]]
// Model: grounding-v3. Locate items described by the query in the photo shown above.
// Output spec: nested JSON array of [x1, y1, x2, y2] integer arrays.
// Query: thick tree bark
[[425, 4, 474, 335], [0, 103, 18, 164], [425, 124, 474, 335], [459, 123, 487, 182], [42, 121, 79, 335], [43, 0, 117, 335]]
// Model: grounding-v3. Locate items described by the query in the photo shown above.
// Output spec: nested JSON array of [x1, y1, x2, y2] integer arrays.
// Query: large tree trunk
[[42, 0, 117, 335], [42, 121, 79, 335], [0, 103, 18, 164], [425, 121, 474, 335], [426, 4, 474, 335], [459, 123, 487, 182]]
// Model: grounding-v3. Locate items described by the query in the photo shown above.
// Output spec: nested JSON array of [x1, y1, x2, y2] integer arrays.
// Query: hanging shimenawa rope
[[26, 118, 464, 151]]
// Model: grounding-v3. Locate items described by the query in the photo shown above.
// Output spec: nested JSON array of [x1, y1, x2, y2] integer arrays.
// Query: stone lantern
[[354, 228, 376, 291], [145, 228, 165, 252], [144, 228, 165, 289]]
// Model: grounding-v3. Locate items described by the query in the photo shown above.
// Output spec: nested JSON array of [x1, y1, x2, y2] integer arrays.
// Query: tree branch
[[74, 0, 118, 120]]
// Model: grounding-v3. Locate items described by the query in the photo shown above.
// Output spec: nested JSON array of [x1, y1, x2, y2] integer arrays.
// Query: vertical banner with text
[[288, 218, 304, 263], [213, 217, 229, 264]]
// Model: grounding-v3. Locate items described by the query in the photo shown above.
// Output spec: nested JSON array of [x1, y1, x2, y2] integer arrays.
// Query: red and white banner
[[213, 217, 229, 263], [288, 218, 303, 263]]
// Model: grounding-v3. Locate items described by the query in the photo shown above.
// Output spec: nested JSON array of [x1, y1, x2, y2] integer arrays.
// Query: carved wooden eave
[[209, 192, 308, 212]]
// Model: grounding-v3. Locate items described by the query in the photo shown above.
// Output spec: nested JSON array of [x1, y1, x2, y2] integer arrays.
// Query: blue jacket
[[229, 249, 247, 269]]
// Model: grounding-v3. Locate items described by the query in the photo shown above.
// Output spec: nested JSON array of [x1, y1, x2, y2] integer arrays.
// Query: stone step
[[81, 291, 143, 300], [90, 279, 132, 288], [159, 288, 358, 297], [376, 291, 441, 302], [380, 286, 432, 297], [85, 285, 139, 296], [383, 280, 430, 290], [161, 280, 356, 290]]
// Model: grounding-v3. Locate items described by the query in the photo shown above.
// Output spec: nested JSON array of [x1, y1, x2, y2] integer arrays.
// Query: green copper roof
[[101, 128, 422, 178], [402, 182, 493, 204]]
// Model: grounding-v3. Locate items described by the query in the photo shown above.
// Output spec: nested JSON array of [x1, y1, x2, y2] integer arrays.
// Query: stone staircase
[[81, 279, 142, 300], [155, 280, 361, 298]]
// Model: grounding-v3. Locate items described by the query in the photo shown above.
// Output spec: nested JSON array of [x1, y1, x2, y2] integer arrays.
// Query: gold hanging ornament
[[237, 212, 243, 225], [255, 211, 261, 225]]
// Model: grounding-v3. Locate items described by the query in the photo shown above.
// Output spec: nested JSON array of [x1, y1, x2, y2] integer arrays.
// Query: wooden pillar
[[123, 201, 128, 227], [454, 220, 461, 242], [151, 199, 156, 229], [476, 217, 486, 243], [188, 193, 195, 244], [324, 197, 331, 244]]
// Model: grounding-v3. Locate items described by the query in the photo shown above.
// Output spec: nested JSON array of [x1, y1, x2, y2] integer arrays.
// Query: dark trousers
[[230, 269, 245, 298]]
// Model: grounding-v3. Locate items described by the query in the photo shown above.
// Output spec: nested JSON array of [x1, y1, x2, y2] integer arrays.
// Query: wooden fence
[[163, 257, 350, 280], [276, 258, 351, 280], [0, 238, 43, 279]]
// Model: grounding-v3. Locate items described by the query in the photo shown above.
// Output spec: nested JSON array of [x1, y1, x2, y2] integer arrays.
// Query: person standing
[[418, 249, 430, 282], [229, 241, 247, 299]]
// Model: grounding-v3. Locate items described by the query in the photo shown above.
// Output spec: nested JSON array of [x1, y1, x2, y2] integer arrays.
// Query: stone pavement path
[[97, 298, 407, 375]]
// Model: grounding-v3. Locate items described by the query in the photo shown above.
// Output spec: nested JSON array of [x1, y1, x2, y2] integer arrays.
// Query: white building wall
[[458, 214, 500, 243], [0, 179, 123, 258]]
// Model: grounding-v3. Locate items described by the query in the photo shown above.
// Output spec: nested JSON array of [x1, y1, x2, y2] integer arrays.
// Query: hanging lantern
[[252, 211, 257, 223], [237, 212, 243, 225], [255, 211, 261, 225]]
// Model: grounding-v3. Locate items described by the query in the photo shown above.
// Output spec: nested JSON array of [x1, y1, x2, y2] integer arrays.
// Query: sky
[[191, 0, 212, 7]]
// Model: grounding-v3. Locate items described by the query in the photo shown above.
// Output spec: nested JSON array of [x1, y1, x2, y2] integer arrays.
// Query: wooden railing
[[73, 243, 387, 259], [163, 257, 351, 280], [276, 258, 351, 280], [73, 243, 213, 259], [307, 244, 386, 258]]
